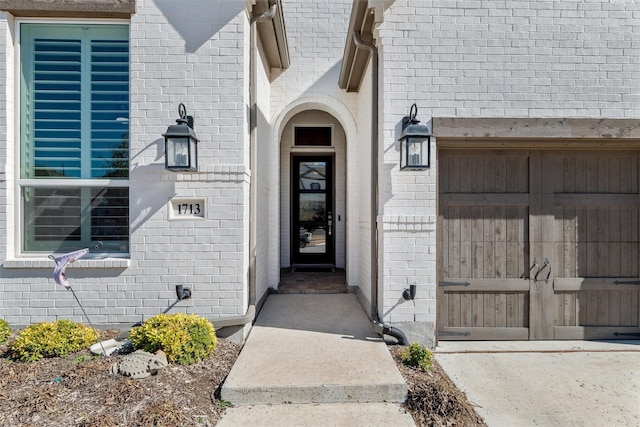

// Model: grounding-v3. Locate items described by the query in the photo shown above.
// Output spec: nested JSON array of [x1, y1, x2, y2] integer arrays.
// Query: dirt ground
[[0, 331, 485, 426]]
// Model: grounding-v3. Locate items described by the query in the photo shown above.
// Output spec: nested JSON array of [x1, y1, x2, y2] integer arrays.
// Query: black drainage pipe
[[373, 318, 409, 346]]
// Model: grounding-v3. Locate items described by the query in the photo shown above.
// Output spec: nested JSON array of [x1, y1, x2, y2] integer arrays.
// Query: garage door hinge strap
[[613, 280, 640, 285], [438, 281, 470, 287], [613, 332, 640, 337], [438, 330, 471, 337]]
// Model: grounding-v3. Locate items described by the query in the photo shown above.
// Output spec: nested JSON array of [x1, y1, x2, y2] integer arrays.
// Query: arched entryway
[[280, 109, 347, 270]]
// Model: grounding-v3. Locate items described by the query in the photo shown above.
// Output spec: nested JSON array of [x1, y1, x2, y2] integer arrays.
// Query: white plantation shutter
[[90, 37, 129, 178], [24, 36, 83, 178], [20, 24, 130, 253]]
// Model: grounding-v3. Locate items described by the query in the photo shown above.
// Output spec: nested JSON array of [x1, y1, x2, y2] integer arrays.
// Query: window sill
[[3, 257, 130, 269]]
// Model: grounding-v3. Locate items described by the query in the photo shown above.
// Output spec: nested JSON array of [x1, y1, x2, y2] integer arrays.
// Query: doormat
[[291, 267, 336, 274]]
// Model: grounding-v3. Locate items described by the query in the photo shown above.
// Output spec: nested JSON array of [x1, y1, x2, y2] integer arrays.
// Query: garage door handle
[[535, 258, 551, 283], [528, 258, 539, 280], [543, 258, 551, 283]]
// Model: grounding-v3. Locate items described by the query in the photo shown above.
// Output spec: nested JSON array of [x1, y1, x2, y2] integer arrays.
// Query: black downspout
[[352, 30, 408, 346]]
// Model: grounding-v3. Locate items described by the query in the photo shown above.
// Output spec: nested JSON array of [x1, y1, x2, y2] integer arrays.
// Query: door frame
[[290, 154, 335, 266]]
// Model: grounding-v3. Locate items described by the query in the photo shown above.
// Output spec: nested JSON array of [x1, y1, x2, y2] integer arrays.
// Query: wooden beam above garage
[[434, 118, 640, 149]]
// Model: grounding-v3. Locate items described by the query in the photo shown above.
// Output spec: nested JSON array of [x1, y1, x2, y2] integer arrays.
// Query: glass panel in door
[[292, 157, 334, 265]]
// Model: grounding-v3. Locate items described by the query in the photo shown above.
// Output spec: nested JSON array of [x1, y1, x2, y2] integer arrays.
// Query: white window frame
[[14, 18, 131, 258]]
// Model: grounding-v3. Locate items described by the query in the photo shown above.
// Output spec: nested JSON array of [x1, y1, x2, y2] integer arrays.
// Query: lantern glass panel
[[167, 137, 189, 168], [400, 135, 430, 169], [188, 138, 197, 168], [408, 139, 423, 166]]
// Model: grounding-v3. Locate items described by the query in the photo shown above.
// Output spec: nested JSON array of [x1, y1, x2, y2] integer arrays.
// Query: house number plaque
[[169, 198, 205, 220]]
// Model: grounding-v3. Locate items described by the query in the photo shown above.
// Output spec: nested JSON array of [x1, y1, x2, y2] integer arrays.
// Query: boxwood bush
[[10, 320, 97, 362], [129, 313, 217, 365], [0, 319, 11, 344]]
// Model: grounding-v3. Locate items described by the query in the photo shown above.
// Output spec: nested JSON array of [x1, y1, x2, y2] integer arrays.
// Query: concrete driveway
[[436, 341, 640, 427]]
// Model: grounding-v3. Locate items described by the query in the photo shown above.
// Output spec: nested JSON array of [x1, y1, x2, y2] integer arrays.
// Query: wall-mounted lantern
[[399, 103, 431, 170], [163, 103, 198, 172]]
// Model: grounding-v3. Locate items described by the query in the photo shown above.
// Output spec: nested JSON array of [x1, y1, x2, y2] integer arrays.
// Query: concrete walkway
[[218, 294, 414, 426], [436, 340, 640, 427], [217, 293, 640, 426]]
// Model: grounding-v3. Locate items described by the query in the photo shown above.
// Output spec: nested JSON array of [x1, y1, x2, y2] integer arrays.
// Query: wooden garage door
[[438, 149, 640, 340]]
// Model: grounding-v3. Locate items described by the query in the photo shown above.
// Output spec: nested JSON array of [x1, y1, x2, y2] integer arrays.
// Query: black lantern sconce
[[163, 103, 198, 172], [399, 103, 431, 170]]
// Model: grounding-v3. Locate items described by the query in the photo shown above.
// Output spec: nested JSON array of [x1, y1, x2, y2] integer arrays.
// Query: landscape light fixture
[[163, 103, 198, 172], [399, 103, 431, 170]]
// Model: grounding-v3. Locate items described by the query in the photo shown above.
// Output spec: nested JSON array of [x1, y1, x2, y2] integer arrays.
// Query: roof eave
[[338, 0, 375, 92], [252, 0, 290, 73]]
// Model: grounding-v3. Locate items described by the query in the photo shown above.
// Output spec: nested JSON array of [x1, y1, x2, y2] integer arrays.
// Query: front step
[[276, 268, 348, 294], [221, 294, 407, 405], [217, 403, 415, 427]]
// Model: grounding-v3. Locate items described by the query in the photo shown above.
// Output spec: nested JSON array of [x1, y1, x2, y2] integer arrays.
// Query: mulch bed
[[389, 346, 487, 427], [1, 330, 485, 426], [0, 331, 240, 427]]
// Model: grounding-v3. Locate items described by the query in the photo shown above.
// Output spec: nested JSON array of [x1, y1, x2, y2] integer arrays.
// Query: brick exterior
[[0, 2, 253, 326], [0, 0, 637, 347], [370, 0, 639, 343]]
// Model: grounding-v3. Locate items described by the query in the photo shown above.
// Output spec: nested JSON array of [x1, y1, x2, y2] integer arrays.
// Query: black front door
[[292, 156, 334, 265]]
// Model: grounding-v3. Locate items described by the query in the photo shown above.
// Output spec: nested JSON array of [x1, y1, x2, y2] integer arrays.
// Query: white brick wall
[[380, 0, 640, 120], [0, 2, 254, 326], [271, 0, 356, 116], [128, 0, 251, 319], [2, 0, 636, 346], [372, 0, 640, 332], [0, 0, 373, 329]]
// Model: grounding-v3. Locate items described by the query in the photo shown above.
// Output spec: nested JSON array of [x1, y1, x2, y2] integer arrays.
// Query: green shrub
[[129, 313, 217, 365], [10, 320, 97, 362], [0, 319, 11, 344], [400, 342, 433, 371]]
